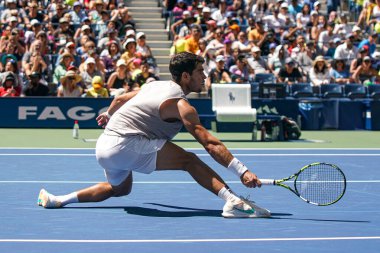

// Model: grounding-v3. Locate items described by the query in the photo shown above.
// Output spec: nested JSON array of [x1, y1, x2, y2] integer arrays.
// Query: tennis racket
[[260, 162, 346, 206]]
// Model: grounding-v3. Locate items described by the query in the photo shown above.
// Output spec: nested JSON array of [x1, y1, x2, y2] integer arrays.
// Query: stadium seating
[[344, 84, 367, 99], [320, 84, 344, 98], [290, 83, 315, 98], [368, 85, 380, 100]]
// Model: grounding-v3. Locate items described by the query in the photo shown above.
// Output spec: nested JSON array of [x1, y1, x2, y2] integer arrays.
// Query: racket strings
[[295, 163, 346, 205]]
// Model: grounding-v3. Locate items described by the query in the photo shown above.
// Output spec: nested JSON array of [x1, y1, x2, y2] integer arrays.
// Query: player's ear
[[181, 72, 190, 82]]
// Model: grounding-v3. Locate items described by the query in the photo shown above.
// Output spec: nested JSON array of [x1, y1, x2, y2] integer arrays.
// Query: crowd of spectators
[[0, 0, 159, 97], [165, 0, 380, 92], [1, 0, 380, 98]]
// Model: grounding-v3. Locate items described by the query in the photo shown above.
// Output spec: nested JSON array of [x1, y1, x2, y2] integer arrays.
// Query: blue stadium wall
[[0, 97, 379, 130]]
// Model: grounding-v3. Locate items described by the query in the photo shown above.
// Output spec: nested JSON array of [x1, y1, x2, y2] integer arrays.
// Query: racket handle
[[260, 179, 275, 185]]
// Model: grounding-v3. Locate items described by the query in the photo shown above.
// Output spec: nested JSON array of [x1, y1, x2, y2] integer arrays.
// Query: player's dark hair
[[169, 52, 204, 83]]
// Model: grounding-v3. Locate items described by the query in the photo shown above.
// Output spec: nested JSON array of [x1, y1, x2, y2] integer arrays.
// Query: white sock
[[56, 192, 79, 206], [217, 187, 241, 203]]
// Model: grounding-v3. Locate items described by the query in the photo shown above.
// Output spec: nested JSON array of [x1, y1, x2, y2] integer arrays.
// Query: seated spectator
[[80, 57, 104, 90], [97, 28, 122, 53], [0, 72, 21, 97], [358, 32, 378, 55], [334, 34, 358, 64], [309, 55, 333, 86], [69, 2, 87, 25], [171, 11, 196, 39], [84, 76, 109, 98], [277, 57, 304, 84], [53, 51, 74, 86], [0, 59, 22, 87], [184, 24, 202, 54], [57, 70, 83, 97], [136, 32, 153, 59], [325, 38, 341, 59], [269, 45, 289, 76], [349, 46, 369, 75], [134, 60, 159, 89], [231, 30, 251, 53], [229, 54, 253, 83], [107, 59, 131, 97], [352, 56, 380, 84], [22, 72, 50, 97], [247, 46, 272, 76], [330, 59, 352, 84], [207, 28, 225, 51], [100, 40, 121, 79], [121, 38, 138, 72], [205, 55, 232, 91]]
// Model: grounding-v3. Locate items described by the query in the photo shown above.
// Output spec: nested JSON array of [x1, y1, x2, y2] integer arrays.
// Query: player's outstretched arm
[[177, 99, 261, 188], [96, 90, 139, 127]]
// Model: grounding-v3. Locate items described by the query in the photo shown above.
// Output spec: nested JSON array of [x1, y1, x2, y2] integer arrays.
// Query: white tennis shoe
[[37, 189, 62, 208], [222, 197, 271, 218]]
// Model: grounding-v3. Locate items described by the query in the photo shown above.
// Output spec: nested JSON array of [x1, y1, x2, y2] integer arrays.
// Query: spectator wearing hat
[[334, 33, 358, 64], [358, 33, 378, 55], [313, 1, 322, 13], [309, 55, 332, 86], [184, 25, 202, 54], [70, 2, 87, 25], [134, 60, 159, 89], [330, 59, 352, 84], [121, 38, 138, 71], [54, 17, 75, 47], [277, 57, 304, 84], [247, 46, 272, 76], [0, 28, 25, 62], [74, 23, 96, 43], [80, 56, 105, 90], [1, 0, 27, 25], [53, 52, 74, 86], [95, 10, 112, 39], [0, 71, 21, 97], [278, 2, 295, 25], [198, 7, 213, 34], [226, 23, 241, 42], [136, 32, 154, 60], [24, 19, 43, 51], [89, 0, 104, 24], [325, 38, 340, 58], [171, 11, 197, 39], [23, 72, 50, 97], [333, 13, 351, 35], [57, 70, 83, 97], [0, 58, 22, 86], [84, 76, 109, 98], [107, 59, 131, 97], [352, 56, 380, 84], [205, 55, 232, 91]]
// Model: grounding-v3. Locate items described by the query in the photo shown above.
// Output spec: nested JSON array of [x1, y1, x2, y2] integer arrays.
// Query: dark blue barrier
[[0, 97, 374, 130], [371, 100, 380, 130]]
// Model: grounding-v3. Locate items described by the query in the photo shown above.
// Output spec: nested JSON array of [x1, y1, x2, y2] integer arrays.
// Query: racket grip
[[260, 179, 275, 185]]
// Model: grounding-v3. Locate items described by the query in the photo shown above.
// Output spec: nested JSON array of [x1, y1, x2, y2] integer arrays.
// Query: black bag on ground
[[281, 116, 301, 140]]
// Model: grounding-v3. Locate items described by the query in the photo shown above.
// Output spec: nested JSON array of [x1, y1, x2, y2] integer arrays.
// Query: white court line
[[0, 153, 380, 156], [0, 180, 379, 184], [0, 236, 379, 243]]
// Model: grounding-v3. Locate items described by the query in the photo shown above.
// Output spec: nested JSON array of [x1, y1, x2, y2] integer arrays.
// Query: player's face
[[188, 63, 206, 93]]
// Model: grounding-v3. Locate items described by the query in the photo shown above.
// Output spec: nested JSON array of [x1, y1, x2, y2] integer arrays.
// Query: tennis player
[[38, 52, 270, 218]]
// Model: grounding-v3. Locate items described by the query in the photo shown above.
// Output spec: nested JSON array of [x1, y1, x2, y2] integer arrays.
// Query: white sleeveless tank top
[[104, 81, 187, 140]]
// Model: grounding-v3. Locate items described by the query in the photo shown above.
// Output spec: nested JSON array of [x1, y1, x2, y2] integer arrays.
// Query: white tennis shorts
[[95, 133, 166, 186]]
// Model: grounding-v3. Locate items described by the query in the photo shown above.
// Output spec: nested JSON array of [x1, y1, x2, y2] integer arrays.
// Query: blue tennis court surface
[[0, 148, 379, 253]]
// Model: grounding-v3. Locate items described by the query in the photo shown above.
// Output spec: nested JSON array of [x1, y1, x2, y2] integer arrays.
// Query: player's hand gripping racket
[[260, 162, 346, 206]]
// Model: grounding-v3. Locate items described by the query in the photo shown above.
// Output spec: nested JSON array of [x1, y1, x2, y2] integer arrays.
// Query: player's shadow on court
[[124, 203, 291, 218]]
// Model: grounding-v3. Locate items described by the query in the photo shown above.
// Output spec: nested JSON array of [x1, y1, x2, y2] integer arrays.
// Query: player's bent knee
[[183, 152, 203, 170], [111, 183, 132, 197]]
